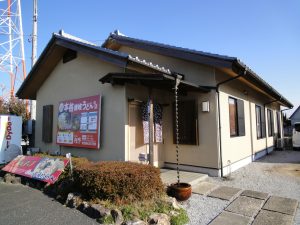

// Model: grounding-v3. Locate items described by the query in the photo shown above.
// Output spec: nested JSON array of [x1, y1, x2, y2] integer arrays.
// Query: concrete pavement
[[0, 182, 98, 225], [193, 182, 299, 225]]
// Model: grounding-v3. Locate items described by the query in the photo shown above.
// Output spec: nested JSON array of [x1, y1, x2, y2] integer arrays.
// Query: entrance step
[[160, 169, 208, 187], [192, 181, 219, 195]]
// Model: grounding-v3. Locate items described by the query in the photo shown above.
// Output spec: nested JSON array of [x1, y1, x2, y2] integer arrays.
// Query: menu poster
[[56, 95, 101, 149]]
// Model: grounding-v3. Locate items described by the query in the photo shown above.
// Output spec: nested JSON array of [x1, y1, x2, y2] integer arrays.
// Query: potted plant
[[167, 77, 191, 201]]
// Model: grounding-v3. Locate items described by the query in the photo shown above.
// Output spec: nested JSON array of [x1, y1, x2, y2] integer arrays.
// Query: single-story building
[[290, 105, 300, 127], [16, 30, 293, 177]]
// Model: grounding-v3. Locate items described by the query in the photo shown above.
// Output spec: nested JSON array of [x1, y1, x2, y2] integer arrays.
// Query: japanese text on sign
[[56, 95, 101, 149]]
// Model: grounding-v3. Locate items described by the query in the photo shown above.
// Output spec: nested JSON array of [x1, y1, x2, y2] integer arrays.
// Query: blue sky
[[2, 0, 300, 115]]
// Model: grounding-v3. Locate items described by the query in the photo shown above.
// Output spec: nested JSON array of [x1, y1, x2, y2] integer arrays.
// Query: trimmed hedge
[[34, 153, 89, 166], [73, 161, 164, 204]]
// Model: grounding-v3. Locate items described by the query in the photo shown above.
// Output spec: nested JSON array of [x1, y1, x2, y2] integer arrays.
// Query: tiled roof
[[128, 55, 171, 74], [104, 30, 236, 62], [103, 30, 293, 108], [55, 30, 128, 58]]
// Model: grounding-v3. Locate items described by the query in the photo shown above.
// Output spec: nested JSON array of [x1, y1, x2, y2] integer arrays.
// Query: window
[[294, 123, 300, 132], [255, 105, 266, 139], [276, 112, 281, 138], [256, 106, 262, 138], [173, 100, 198, 145], [228, 97, 245, 137], [42, 105, 53, 143], [229, 98, 238, 136], [267, 109, 274, 137]]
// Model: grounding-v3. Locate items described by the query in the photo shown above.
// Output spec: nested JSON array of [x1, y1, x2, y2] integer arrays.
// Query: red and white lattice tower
[[0, 0, 26, 99]]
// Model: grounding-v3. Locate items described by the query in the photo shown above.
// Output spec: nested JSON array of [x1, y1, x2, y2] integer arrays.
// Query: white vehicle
[[293, 122, 300, 149], [0, 115, 22, 164]]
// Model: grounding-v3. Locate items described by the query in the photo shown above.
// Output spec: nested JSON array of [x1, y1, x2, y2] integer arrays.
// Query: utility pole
[[32, 0, 37, 66], [30, 0, 37, 120], [0, 0, 27, 100]]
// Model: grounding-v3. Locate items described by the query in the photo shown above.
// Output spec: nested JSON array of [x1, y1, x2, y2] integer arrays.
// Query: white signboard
[[0, 115, 22, 164]]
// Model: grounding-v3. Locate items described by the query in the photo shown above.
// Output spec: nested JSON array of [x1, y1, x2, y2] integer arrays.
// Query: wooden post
[[148, 90, 154, 166]]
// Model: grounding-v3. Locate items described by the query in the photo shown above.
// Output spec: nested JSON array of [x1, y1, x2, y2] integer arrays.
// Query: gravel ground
[[181, 150, 300, 225], [181, 194, 228, 225], [207, 150, 300, 225]]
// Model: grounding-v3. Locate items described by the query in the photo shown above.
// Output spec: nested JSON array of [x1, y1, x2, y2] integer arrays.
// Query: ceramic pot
[[167, 182, 192, 201]]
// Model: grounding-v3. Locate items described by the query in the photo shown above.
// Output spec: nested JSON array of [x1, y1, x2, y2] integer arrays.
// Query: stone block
[[208, 186, 241, 201], [262, 196, 298, 216], [192, 182, 218, 195], [148, 213, 170, 225], [111, 208, 124, 225], [241, 190, 269, 200], [252, 209, 293, 225], [225, 196, 264, 217], [209, 211, 252, 225]]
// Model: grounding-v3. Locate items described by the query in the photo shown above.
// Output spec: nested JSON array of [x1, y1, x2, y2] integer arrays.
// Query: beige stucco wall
[[163, 90, 220, 168], [118, 45, 220, 169], [119, 46, 216, 86], [125, 84, 220, 169], [35, 53, 126, 161], [217, 70, 281, 167], [119, 45, 283, 170]]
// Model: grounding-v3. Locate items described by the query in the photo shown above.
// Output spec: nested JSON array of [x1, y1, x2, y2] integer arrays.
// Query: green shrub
[[98, 214, 114, 224], [121, 205, 138, 221], [73, 161, 164, 204], [170, 208, 189, 225]]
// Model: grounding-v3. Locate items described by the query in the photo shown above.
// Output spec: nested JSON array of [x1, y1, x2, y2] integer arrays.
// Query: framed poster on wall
[[56, 95, 101, 149]]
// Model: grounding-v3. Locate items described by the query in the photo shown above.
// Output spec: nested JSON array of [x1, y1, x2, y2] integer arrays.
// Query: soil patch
[[265, 164, 300, 178]]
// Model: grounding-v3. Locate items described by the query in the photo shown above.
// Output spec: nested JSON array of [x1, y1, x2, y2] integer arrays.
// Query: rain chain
[[174, 76, 181, 184]]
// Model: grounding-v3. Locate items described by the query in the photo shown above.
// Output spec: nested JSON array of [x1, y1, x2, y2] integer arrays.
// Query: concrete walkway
[[0, 182, 98, 225], [193, 182, 299, 225], [160, 169, 208, 186]]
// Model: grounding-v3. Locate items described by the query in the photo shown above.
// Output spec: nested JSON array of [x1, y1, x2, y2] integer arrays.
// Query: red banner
[[2, 155, 69, 184], [56, 95, 101, 149]]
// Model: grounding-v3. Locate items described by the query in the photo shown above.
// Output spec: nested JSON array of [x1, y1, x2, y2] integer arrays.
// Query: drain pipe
[[216, 68, 247, 177]]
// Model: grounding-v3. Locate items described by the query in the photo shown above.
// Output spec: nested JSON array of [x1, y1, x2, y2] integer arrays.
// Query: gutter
[[216, 68, 247, 177], [234, 60, 293, 108]]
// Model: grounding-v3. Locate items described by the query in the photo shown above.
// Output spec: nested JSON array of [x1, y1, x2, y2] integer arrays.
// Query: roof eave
[[16, 33, 129, 100], [233, 60, 293, 108], [16, 34, 57, 99]]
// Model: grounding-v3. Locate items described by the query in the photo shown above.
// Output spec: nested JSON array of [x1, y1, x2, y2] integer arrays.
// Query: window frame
[[267, 109, 274, 137], [295, 123, 300, 132], [256, 105, 262, 139], [229, 97, 238, 137], [42, 104, 53, 143], [276, 111, 281, 138], [172, 100, 198, 145], [228, 97, 245, 137], [255, 104, 266, 139]]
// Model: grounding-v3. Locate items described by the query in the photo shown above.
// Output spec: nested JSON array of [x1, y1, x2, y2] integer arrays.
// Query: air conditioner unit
[[275, 139, 283, 149]]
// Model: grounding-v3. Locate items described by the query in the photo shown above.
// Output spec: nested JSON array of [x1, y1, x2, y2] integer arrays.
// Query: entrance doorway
[[128, 102, 164, 167]]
